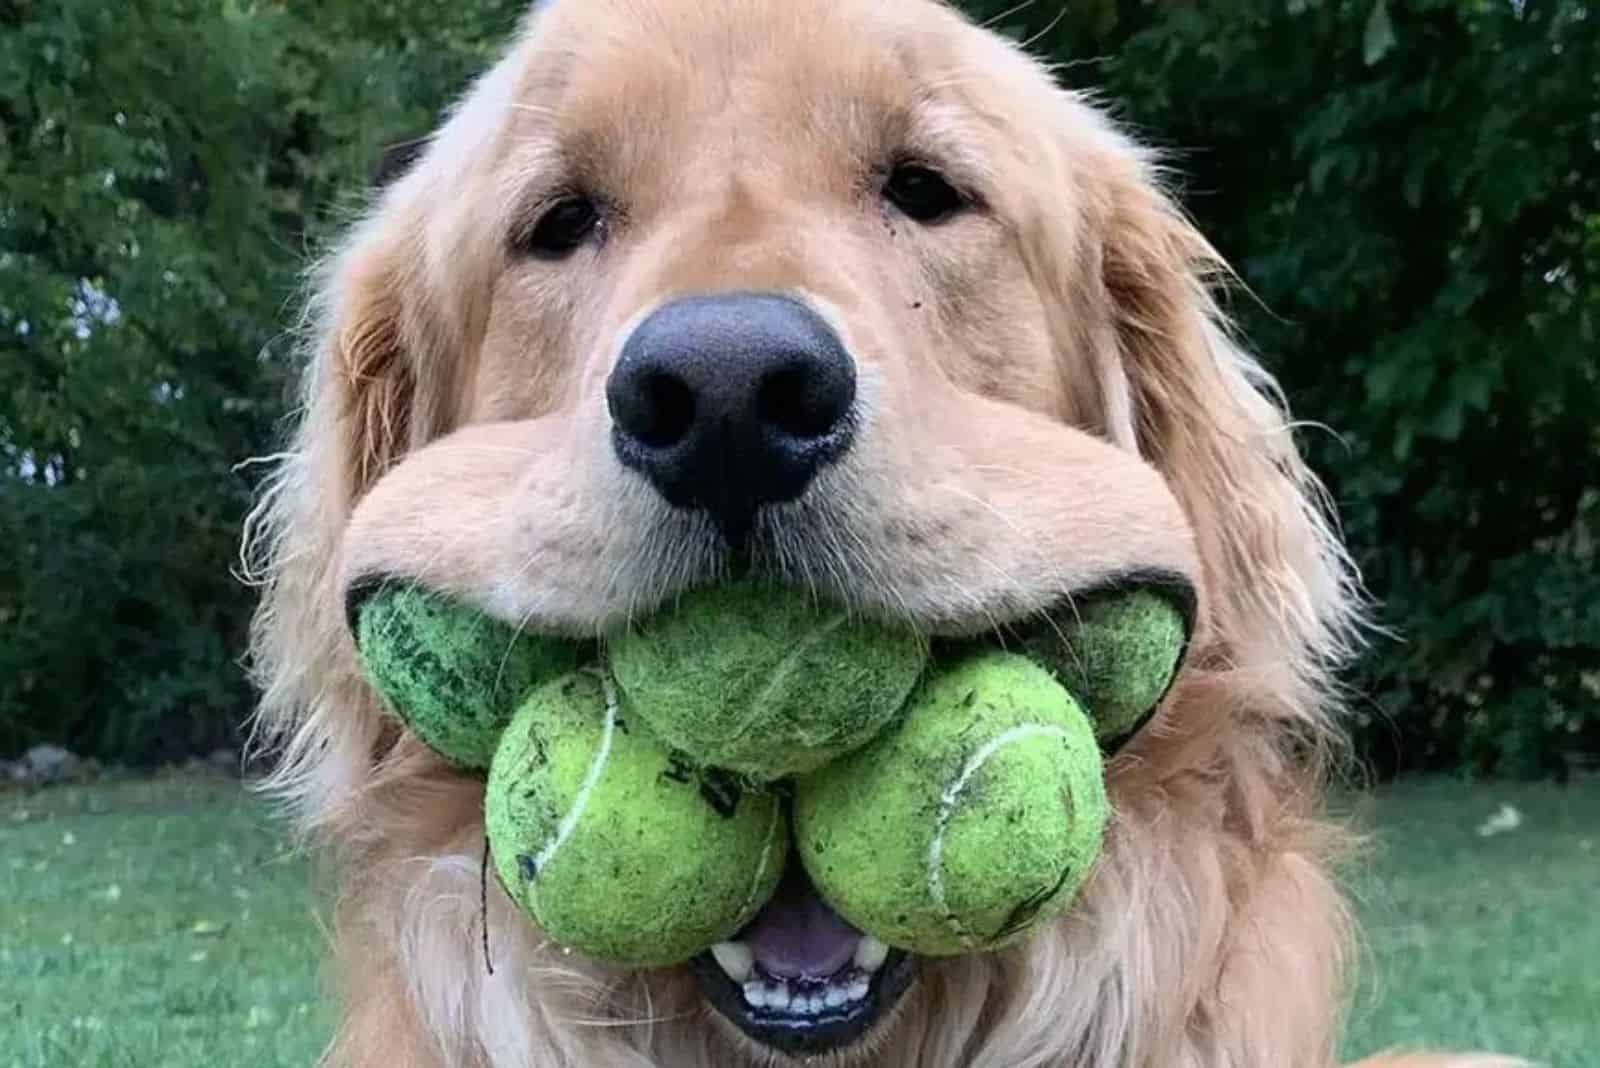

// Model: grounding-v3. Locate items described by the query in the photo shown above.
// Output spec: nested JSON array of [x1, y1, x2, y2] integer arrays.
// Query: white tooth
[[711, 941, 754, 983], [807, 993, 824, 1014], [853, 935, 889, 973], [743, 980, 765, 1007], [848, 977, 870, 1001], [769, 984, 791, 1011], [825, 986, 846, 1008]]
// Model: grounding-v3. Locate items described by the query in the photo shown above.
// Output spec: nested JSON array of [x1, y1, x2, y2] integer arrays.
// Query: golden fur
[[243, 2, 1513, 1065]]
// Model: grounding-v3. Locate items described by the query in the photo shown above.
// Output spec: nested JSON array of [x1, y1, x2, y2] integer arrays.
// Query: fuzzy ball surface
[[354, 584, 586, 768], [486, 669, 789, 967], [1018, 588, 1187, 745], [795, 651, 1107, 956], [609, 581, 927, 780]]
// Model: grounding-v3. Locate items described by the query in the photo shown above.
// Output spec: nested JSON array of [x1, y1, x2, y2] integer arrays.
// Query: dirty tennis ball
[[486, 669, 789, 967], [609, 581, 928, 781], [353, 583, 587, 769], [1017, 588, 1188, 746], [795, 651, 1107, 957]]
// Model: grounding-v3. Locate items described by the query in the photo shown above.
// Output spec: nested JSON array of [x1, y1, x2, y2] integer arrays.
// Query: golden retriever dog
[[244, 1, 1519, 1065]]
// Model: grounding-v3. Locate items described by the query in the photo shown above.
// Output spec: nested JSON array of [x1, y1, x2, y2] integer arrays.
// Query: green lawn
[[1, 773, 328, 1067], [1337, 776, 1598, 1066], [2, 772, 1594, 1067]]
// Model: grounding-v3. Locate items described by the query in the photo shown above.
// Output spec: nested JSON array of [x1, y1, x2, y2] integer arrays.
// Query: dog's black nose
[[607, 292, 857, 543]]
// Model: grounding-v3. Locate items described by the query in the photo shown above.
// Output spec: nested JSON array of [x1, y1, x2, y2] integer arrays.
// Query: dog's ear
[[1027, 103, 1362, 709], [239, 203, 432, 811], [244, 30, 544, 827], [324, 228, 420, 499], [1100, 161, 1360, 702]]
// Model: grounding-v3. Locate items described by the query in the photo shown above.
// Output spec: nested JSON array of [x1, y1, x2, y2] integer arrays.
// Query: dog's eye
[[519, 195, 602, 258], [882, 163, 967, 224]]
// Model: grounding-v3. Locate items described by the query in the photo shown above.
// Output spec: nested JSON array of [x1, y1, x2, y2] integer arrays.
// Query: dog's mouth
[[690, 863, 916, 1056]]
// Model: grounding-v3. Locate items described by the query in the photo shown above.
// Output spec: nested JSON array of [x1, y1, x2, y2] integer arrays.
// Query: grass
[[2, 772, 1594, 1067], [1337, 775, 1599, 1066], [1, 773, 328, 1067]]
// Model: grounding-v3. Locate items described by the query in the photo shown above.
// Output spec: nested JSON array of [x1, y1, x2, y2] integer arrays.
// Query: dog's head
[[248, 1, 1359, 1063]]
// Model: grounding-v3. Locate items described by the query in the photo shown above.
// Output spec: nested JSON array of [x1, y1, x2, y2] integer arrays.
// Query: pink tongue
[[743, 867, 861, 979]]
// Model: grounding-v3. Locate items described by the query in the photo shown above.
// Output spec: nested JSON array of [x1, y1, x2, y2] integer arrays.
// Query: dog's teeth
[[744, 975, 875, 1017], [711, 941, 753, 983], [853, 935, 889, 973]]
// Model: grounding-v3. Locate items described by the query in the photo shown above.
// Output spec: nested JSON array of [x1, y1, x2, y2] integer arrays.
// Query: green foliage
[[3, 0, 1594, 775], [0, 0, 522, 760], [978, 0, 1599, 776]]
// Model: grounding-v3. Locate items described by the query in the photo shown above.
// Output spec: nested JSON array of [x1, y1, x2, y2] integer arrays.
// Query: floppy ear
[[241, 28, 543, 831], [1038, 115, 1362, 719], [328, 230, 423, 498], [1108, 171, 1359, 711], [239, 202, 437, 825]]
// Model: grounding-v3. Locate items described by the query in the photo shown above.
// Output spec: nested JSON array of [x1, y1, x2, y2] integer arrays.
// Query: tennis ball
[[1017, 589, 1187, 745], [795, 651, 1107, 956], [353, 583, 587, 769], [609, 581, 927, 780], [486, 669, 788, 967]]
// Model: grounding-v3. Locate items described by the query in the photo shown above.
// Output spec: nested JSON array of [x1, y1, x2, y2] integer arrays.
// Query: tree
[[0, 0, 521, 760]]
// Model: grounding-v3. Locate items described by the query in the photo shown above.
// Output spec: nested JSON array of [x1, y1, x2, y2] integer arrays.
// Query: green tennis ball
[[353, 584, 587, 768], [486, 669, 788, 967], [795, 651, 1107, 956], [1018, 589, 1188, 745], [609, 581, 928, 781]]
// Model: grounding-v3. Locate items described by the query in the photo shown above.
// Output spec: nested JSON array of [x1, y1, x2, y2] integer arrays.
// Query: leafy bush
[[3, 0, 1595, 774]]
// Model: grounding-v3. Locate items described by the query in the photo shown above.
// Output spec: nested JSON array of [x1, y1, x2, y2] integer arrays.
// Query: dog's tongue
[[743, 866, 860, 979]]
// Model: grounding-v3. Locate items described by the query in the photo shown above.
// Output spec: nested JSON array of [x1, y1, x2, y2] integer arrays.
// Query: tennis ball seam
[[926, 722, 1077, 948], [734, 611, 850, 744], [526, 667, 618, 890], [742, 795, 785, 917]]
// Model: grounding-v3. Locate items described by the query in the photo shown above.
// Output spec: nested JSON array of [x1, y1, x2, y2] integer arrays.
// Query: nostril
[[610, 366, 698, 451], [757, 363, 853, 441], [634, 371, 696, 449]]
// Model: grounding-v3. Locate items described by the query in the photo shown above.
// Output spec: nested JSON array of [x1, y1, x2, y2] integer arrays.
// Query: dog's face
[[258, 1, 1354, 1064], [339, 0, 1200, 632]]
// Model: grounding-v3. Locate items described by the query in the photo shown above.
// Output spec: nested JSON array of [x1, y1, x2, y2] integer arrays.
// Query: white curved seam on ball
[[739, 611, 848, 739], [743, 795, 784, 913], [926, 723, 1073, 945], [532, 669, 618, 881]]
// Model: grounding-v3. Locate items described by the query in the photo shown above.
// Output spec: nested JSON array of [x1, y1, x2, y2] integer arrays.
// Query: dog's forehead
[[509, 0, 977, 175]]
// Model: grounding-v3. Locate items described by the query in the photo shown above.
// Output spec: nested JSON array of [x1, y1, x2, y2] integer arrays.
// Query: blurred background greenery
[[2, 0, 1597, 778]]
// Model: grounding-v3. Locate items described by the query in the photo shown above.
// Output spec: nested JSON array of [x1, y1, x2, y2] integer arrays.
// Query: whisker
[[934, 483, 1025, 538], [980, 0, 1038, 29], [1020, 4, 1069, 52]]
